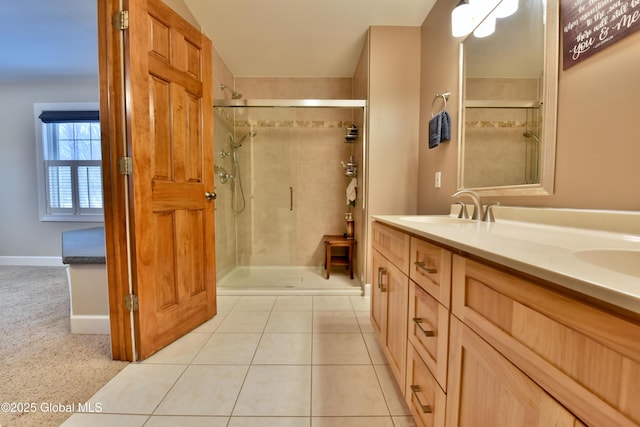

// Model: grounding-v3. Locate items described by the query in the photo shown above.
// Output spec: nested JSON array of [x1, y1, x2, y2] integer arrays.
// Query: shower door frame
[[213, 99, 369, 283]]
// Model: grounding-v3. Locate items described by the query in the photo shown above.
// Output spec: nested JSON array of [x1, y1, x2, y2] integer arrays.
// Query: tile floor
[[61, 295, 416, 427]]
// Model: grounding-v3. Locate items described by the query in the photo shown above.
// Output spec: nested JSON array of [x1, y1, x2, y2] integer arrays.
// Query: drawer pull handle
[[412, 318, 435, 337], [414, 261, 437, 274], [410, 385, 433, 414], [377, 267, 387, 292]]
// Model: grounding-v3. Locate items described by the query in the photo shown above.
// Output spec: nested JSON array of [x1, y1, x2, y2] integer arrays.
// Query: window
[[35, 103, 104, 222]]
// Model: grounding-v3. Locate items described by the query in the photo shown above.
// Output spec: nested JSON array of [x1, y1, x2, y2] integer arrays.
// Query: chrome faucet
[[451, 190, 483, 221]]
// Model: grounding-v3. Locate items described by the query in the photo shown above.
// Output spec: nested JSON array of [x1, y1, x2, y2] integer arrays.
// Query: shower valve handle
[[205, 191, 217, 201]]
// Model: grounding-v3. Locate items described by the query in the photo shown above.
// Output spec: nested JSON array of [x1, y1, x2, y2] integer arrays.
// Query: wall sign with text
[[562, 0, 640, 69]]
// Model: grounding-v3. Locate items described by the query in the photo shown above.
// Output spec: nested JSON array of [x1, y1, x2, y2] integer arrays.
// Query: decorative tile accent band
[[465, 120, 528, 129], [235, 120, 353, 129]]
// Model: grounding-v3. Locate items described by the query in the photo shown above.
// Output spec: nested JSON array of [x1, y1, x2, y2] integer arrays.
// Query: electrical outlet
[[435, 171, 442, 188]]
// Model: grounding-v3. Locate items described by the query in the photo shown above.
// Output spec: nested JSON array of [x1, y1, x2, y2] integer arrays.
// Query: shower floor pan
[[217, 266, 362, 296]]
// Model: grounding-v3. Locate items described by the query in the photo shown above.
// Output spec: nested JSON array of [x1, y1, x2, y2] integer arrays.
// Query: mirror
[[458, 0, 559, 196]]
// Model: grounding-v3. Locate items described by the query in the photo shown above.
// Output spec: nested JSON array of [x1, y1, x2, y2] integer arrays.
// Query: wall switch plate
[[435, 171, 442, 188]]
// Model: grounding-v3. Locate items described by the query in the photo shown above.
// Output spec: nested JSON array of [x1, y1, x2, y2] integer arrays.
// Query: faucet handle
[[482, 202, 500, 222], [455, 202, 469, 219]]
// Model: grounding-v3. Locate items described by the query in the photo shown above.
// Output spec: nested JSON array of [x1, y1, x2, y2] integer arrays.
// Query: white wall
[[0, 80, 100, 261]]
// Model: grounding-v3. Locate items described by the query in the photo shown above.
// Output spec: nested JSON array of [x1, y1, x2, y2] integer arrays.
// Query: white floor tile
[[253, 333, 312, 365], [216, 310, 270, 333], [61, 413, 149, 427], [273, 295, 313, 311], [232, 295, 277, 311], [86, 364, 185, 414], [154, 365, 249, 416], [374, 364, 412, 416], [144, 415, 229, 426], [313, 311, 360, 333], [265, 311, 313, 333], [311, 416, 395, 427], [142, 332, 210, 364], [312, 333, 371, 365], [191, 312, 229, 333], [313, 295, 354, 311], [228, 417, 311, 427], [363, 333, 387, 365], [192, 333, 261, 365], [349, 296, 371, 311], [233, 365, 311, 416], [311, 365, 389, 416]]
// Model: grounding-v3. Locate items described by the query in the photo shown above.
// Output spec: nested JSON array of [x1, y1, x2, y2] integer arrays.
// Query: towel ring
[[431, 92, 450, 117]]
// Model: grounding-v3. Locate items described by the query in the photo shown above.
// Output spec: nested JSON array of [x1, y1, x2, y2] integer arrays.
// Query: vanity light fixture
[[452, 0, 519, 38], [451, 0, 475, 37]]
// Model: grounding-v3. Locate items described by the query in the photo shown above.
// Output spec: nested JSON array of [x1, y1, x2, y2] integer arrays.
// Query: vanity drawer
[[408, 280, 449, 390], [406, 342, 446, 427], [372, 221, 410, 274], [409, 237, 452, 307], [452, 255, 640, 427]]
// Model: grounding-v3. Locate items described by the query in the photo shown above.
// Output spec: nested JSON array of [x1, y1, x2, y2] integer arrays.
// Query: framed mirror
[[458, 0, 560, 196]]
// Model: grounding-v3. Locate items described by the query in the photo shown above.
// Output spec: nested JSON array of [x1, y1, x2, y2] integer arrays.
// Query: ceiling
[[0, 0, 434, 82]]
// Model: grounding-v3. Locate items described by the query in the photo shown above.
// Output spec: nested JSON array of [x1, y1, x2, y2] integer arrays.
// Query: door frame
[[98, 0, 137, 361]]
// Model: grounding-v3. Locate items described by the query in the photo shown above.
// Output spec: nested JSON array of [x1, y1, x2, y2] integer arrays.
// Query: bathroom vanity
[[370, 209, 640, 427]]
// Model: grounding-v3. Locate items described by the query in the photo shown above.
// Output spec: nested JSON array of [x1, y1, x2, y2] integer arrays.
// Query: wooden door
[[98, 0, 216, 361]]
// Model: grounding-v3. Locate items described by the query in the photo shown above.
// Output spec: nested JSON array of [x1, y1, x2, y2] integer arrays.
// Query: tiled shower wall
[[214, 78, 360, 278], [463, 77, 541, 188]]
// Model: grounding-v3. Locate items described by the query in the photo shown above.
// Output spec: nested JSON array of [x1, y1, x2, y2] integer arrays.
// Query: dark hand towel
[[429, 111, 451, 149]]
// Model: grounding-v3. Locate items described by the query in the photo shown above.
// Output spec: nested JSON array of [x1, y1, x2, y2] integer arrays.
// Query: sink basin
[[398, 216, 475, 225], [573, 249, 640, 278]]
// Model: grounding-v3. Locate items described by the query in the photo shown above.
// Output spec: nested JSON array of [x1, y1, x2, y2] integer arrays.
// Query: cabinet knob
[[415, 261, 437, 274], [412, 318, 436, 337], [377, 267, 387, 292], [410, 385, 433, 414]]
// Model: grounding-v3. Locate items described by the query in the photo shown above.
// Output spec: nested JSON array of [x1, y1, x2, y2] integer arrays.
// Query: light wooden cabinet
[[451, 255, 640, 427], [370, 220, 640, 427], [371, 226, 410, 388], [446, 316, 583, 427]]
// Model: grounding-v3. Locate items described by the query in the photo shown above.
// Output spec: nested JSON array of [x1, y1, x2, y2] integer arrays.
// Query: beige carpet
[[0, 266, 128, 427]]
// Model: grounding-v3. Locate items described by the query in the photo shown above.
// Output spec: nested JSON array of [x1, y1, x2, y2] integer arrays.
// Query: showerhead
[[229, 131, 257, 148], [219, 83, 242, 99]]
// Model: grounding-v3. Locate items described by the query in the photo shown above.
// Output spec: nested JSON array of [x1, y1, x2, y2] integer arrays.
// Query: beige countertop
[[373, 209, 640, 315]]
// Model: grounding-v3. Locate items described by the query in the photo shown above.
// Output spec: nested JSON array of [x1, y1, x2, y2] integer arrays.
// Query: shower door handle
[[205, 191, 217, 201], [289, 187, 293, 211]]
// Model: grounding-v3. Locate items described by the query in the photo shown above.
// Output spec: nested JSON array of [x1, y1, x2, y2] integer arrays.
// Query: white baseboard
[[0, 256, 64, 267], [70, 315, 110, 335]]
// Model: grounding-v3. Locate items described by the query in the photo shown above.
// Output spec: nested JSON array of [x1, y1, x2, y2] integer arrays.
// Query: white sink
[[573, 249, 640, 278], [398, 216, 475, 225]]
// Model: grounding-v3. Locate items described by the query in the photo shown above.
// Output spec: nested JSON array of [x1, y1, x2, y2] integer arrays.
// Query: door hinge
[[125, 294, 138, 312], [114, 10, 129, 30], [118, 156, 133, 175]]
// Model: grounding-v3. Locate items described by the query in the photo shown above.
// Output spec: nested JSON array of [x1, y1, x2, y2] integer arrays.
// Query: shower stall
[[213, 98, 367, 293]]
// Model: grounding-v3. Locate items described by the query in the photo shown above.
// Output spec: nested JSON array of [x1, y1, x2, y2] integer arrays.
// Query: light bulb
[[495, 0, 518, 18], [451, 1, 474, 37], [473, 13, 496, 37]]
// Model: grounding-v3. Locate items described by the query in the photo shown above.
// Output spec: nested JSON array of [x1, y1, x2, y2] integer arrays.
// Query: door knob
[[205, 191, 217, 201]]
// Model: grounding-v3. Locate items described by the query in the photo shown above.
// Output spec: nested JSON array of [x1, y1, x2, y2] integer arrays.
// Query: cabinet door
[[446, 317, 581, 427], [371, 248, 409, 389], [452, 255, 640, 427]]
